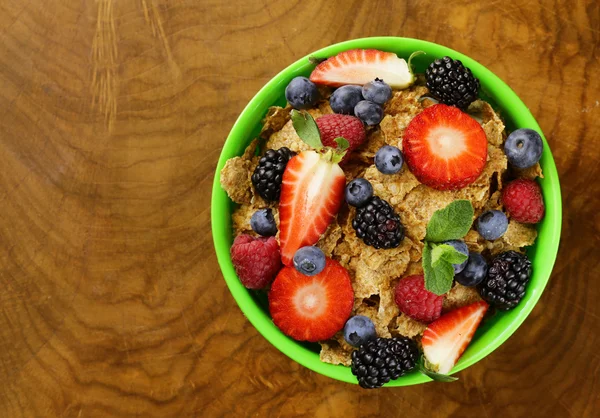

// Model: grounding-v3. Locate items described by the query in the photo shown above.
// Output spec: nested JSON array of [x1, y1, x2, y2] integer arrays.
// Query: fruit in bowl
[[212, 38, 561, 387]]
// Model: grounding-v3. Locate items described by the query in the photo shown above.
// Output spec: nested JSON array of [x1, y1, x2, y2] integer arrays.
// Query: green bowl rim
[[211, 36, 562, 386]]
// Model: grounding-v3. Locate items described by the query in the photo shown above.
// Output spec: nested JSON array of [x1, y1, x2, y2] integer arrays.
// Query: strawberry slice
[[279, 150, 345, 265], [403, 104, 488, 190], [269, 258, 354, 342], [310, 49, 415, 88], [422, 300, 489, 374]]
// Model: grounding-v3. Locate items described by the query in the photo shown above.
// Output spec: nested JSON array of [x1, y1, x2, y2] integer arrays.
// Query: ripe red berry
[[230, 234, 282, 289], [502, 179, 545, 224], [394, 275, 444, 323], [316, 114, 366, 164]]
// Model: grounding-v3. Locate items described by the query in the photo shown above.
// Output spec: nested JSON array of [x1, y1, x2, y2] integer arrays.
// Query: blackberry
[[478, 251, 532, 310], [352, 196, 404, 249], [251, 148, 295, 201], [351, 336, 419, 389], [425, 56, 480, 109]]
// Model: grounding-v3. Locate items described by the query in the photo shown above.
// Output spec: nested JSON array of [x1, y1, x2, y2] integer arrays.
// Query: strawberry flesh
[[269, 258, 354, 342], [403, 104, 488, 190], [279, 150, 345, 265], [422, 300, 489, 374]]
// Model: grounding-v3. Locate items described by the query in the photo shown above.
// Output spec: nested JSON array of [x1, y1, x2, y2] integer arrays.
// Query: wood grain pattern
[[0, 0, 598, 416]]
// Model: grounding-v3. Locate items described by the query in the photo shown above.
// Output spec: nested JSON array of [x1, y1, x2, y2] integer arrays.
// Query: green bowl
[[211, 37, 562, 386]]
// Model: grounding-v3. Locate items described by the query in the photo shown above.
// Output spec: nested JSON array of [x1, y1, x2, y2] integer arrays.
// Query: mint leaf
[[425, 200, 474, 242], [418, 357, 458, 382], [291, 110, 323, 150], [423, 243, 454, 295], [334, 137, 350, 151], [431, 244, 469, 267]]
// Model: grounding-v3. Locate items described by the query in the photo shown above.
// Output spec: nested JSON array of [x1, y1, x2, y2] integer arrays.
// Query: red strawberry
[[310, 49, 415, 88], [316, 114, 366, 164], [269, 258, 354, 342], [279, 150, 346, 265], [422, 300, 489, 374], [403, 104, 488, 190]]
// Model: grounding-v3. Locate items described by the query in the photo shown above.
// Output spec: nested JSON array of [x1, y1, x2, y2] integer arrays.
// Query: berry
[[502, 179, 545, 224], [316, 114, 366, 164], [352, 196, 404, 249], [455, 252, 488, 287], [310, 49, 415, 88], [230, 234, 282, 289], [394, 275, 444, 323], [279, 151, 346, 265], [403, 104, 487, 190], [250, 208, 277, 237], [479, 251, 532, 310], [362, 78, 392, 105], [343, 315, 377, 347], [354, 100, 384, 125], [251, 148, 296, 201], [293, 246, 326, 276], [477, 210, 508, 241], [329, 85, 363, 115], [285, 76, 319, 110], [443, 240, 469, 273], [269, 258, 354, 342], [504, 128, 543, 169], [345, 178, 373, 208], [351, 336, 419, 389], [374, 145, 404, 174], [422, 301, 489, 374], [425, 56, 480, 109]]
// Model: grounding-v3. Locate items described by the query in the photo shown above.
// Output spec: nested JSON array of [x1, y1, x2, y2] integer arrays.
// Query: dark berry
[[443, 240, 469, 274], [351, 336, 418, 389], [285, 77, 319, 109], [362, 78, 392, 105], [250, 209, 277, 237], [330, 85, 363, 115], [374, 145, 403, 174], [354, 100, 384, 125], [292, 246, 326, 276], [251, 148, 296, 201], [352, 196, 404, 249], [345, 178, 373, 208], [479, 251, 532, 310], [504, 128, 543, 169], [455, 252, 488, 287], [477, 210, 508, 241], [343, 316, 377, 347], [425, 56, 480, 109]]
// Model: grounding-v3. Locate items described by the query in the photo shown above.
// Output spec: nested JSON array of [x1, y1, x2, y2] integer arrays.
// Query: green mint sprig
[[423, 200, 474, 295], [418, 357, 458, 382]]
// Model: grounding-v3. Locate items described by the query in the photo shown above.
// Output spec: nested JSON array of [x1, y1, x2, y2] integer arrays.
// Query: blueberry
[[362, 78, 392, 105], [443, 240, 469, 274], [477, 210, 508, 241], [455, 252, 488, 287], [250, 209, 277, 237], [343, 315, 377, 347], [374, 145, 403, 174], [354, 100, 384, 125], [330, 85, 363, 115], [285, 77, 319, 109], [293, 246, 326, 276], [345, 178, 373, 208], [504, 128, 543, 169]]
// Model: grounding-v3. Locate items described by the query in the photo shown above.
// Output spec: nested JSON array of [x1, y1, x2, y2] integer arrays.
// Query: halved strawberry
[[422, 300, 489, 374], [403, 104, 488, 190], [269, 258, 354, 342], [279, 150, 345, 265], [310, 49, 415, 88]]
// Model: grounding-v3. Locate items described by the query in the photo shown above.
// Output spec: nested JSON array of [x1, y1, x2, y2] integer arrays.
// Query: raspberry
[[394, 275, 444, 323], [230, 234, 281, 289], [316, 114, 366, 164], [502, 179, 545, 224]]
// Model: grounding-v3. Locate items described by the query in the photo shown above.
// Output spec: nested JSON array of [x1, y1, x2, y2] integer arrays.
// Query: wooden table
[[0, 0, 598, 416]]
